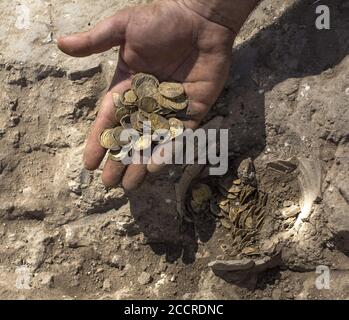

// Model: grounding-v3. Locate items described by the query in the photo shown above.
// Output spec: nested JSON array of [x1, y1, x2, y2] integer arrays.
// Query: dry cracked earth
[[0, 0, 348, 300]]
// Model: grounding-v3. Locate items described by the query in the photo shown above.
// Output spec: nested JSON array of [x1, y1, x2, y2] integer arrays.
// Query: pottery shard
[[208, 259, 255, 272]]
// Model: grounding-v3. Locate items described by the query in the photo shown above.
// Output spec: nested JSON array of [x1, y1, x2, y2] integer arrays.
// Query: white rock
[[281, 205, 301, 218], [110, 255, 125, 269]]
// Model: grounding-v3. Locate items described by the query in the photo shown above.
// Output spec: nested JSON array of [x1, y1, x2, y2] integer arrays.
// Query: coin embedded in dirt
[[183, 158, 269, 256]]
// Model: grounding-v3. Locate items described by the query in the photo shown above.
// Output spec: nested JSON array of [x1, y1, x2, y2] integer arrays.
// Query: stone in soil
[[137, 272, 153, 285]]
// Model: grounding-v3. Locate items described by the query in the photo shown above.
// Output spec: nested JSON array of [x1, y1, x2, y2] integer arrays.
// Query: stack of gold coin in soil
[[185, 161, 268, 257], [99, 73, 188, 162]]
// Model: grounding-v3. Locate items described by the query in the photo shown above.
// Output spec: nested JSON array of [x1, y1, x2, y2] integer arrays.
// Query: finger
[[57, 9, 131, 57], [122, 150, 150, 191], [183, 83, 216, 124], [100, 67, 137, 187], [83, 70, 131, 170], [147, 135, 183, 174], [102, 159, 127, 188], [122, 164, 148, 191], [147, 116, 224, 174]]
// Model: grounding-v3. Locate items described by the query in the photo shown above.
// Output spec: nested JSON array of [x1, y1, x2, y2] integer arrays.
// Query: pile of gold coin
[[99, 73, 188, 161], [185, 163, 267, 256]]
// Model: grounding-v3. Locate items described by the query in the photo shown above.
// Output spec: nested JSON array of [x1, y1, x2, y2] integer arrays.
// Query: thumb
[[57, 9, 131, 57]]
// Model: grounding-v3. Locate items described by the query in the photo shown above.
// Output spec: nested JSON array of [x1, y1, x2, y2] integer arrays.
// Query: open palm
[[58, 0, 234, 190]]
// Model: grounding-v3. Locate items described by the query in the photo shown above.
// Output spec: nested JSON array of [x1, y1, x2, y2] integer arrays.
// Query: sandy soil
[[0, 0, 348, 300]]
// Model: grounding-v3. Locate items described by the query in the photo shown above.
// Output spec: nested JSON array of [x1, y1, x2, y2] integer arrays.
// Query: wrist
[[174, 0, 260, 33]]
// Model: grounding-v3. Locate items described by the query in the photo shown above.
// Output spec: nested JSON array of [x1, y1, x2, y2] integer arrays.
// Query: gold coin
[[108, 144, 133, 162], [112, 93, 121, 108], [244, 216, 254, 229], [132, 73, 159, 90], [136, 110, 151, 130], [120, 114, 132, 129], [229, 207, 238, 221], [130, 111, 141, 132], [219, 176, 242, 194], [132, 73, 159, 98], [137, 110, 150, 122], [115, 106, 129, 124], [149, 113, 170, 132], [123, 89, 138, 104], [155, 93, 188, 111], [120, 89, 138, 107], [237, 203, 250, 214], [159, 82, 185, 99], [218, 198, 230, 213], [112, 126, 131, 147], [133, 135, 152, 151], [233, 179, 241, 185], [153, 106, 173, 116], [221, 219, 232, 230], [168, 118, 184, 138], [138, 96, 158, 113], [137, 84, 158, 99], [100, 128, 120, 150], [228, 185, 242, 194], [157, 118, 183, 144]]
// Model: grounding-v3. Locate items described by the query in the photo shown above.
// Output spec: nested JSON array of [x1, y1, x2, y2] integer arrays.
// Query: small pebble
[[137, 272, 153, 285], [283, 200, 293, 207], [103, 279, 112, 292]]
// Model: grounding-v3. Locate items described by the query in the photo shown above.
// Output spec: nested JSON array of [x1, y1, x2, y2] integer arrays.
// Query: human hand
[[58, 0, 235, 190]]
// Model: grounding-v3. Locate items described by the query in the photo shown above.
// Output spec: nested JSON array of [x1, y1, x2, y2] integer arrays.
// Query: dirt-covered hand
[[58, 0, 235, 190]]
